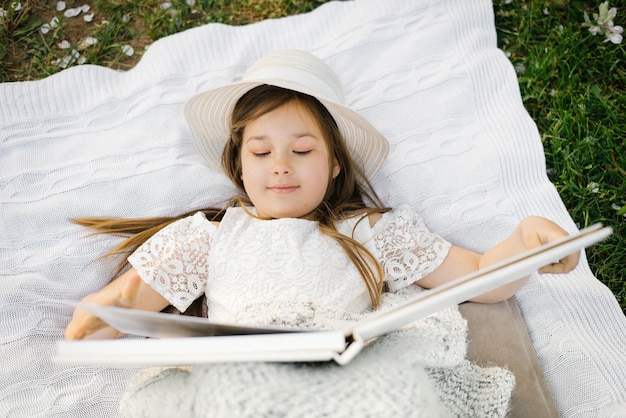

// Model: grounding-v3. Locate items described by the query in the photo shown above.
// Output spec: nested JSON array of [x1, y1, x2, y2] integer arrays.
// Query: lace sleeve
[[374, 206, 451, 292], [127, 212, 215, 312]]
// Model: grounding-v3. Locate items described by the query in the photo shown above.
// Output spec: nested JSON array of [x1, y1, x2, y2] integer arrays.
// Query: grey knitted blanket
[[119, 293, 514, 418]]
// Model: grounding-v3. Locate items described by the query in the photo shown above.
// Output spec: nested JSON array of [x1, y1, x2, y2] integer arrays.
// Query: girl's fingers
[[65, 309, 107, 340], [538, 251, 580, 274]]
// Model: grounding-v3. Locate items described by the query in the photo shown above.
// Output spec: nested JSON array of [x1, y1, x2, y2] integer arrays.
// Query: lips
[[267, 184, 299, 194]]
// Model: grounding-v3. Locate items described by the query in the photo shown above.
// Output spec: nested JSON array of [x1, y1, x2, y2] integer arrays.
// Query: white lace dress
[[128, 205, 451, 327]]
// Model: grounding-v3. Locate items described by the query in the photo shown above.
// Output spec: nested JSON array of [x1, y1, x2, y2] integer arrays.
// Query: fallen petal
[[121, 45, 134, 56], [78, 36, 98, 49], [64, 7, 81, 18], [57, 40, 71, 49], [56, 1, 66, 11], [81, 4, 90, 13], [57, 50, 80, 69], [83, 13, 94, 22]]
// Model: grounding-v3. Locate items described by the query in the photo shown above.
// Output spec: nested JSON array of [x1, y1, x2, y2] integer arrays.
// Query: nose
[[272, 154, 292, 175]]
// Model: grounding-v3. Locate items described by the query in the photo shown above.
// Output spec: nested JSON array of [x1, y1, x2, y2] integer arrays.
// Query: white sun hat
[[184, 49, 389, 181]]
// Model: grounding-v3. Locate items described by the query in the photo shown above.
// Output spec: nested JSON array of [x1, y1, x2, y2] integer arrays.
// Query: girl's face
[[240, 100, 340, 219]]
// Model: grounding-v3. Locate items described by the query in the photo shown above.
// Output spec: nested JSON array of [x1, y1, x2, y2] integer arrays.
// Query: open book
[[54, 224, 612, 367]]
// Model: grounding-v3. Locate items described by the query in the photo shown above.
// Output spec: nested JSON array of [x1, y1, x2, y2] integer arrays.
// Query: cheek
[[310, 163, 333, 194], [239, 157, 263, 193], [239, 155, 253, 182]]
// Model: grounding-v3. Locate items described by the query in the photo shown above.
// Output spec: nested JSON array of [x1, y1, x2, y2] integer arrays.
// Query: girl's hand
[[65, 272, 143, 340], [418, 216, 582, 304], [519, 216, 580, 274]]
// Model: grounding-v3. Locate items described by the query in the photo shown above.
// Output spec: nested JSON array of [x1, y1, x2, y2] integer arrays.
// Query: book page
[[78, 303, 303, 338]]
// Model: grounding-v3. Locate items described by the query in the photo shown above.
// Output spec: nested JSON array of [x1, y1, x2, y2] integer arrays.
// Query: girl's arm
[[64, 268, 169, 340], [416, 216, 580, 303]]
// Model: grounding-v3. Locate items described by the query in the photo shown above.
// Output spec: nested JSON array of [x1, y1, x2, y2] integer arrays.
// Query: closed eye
[[293, 150, 312, 155]]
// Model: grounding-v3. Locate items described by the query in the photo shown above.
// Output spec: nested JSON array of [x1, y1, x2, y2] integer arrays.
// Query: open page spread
[[76, 303, 304, 338]]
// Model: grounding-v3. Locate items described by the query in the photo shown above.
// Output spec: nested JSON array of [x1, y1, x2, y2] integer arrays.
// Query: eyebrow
[[244, 133, 320, 143], [244, 135, 268, 143]]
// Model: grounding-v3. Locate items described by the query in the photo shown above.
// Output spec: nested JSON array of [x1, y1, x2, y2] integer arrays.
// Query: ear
[[332, 161, 341, 179]]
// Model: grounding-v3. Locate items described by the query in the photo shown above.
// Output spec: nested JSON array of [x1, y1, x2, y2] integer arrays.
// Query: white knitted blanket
[[1, 0, 625, 417]]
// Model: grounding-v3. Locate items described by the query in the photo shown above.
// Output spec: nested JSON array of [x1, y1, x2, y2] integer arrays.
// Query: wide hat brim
[[184, 49, 389, 181]]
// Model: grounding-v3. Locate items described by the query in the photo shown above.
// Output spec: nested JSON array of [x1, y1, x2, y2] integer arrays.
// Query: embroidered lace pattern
[[128, 212, 215, 310], [373, 206, 451, 292], [206, 209, 370, 322], [128, 206, 451, 318]]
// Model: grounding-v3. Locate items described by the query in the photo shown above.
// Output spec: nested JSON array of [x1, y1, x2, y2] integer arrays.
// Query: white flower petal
[[587, 182, 600, 193], [57, 50, 80, 69], [161, 2, 172, 9], [64, 7, 81, 18], [56, 1, 66, 11], [78, 36, 98, 49], [609, 32, 623, 43], [83, 13, 94, 22], [57, 40, 71, 49], [121, 45, 134, 56]]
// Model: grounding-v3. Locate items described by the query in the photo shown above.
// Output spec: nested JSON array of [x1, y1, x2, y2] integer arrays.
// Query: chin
[[263, 208, 313, 220]]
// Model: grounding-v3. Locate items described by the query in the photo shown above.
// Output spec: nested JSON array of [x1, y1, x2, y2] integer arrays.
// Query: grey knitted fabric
[[119, 305, 514, 417]]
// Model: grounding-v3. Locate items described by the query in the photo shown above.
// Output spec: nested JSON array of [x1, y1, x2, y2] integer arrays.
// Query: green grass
[[494, 0, 625, 309], [2, 0, 624, 311]]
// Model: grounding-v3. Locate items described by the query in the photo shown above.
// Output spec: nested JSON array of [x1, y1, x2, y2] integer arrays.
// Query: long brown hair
[[75, 85, 390, 308]]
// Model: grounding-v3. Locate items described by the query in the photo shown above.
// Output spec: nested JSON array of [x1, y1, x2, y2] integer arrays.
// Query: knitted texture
[[119, 304, 514, 418], [1, 0, 625, 416]]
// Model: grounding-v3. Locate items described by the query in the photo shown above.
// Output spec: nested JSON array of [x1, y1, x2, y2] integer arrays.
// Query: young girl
[[65, 49, 579, 340]]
